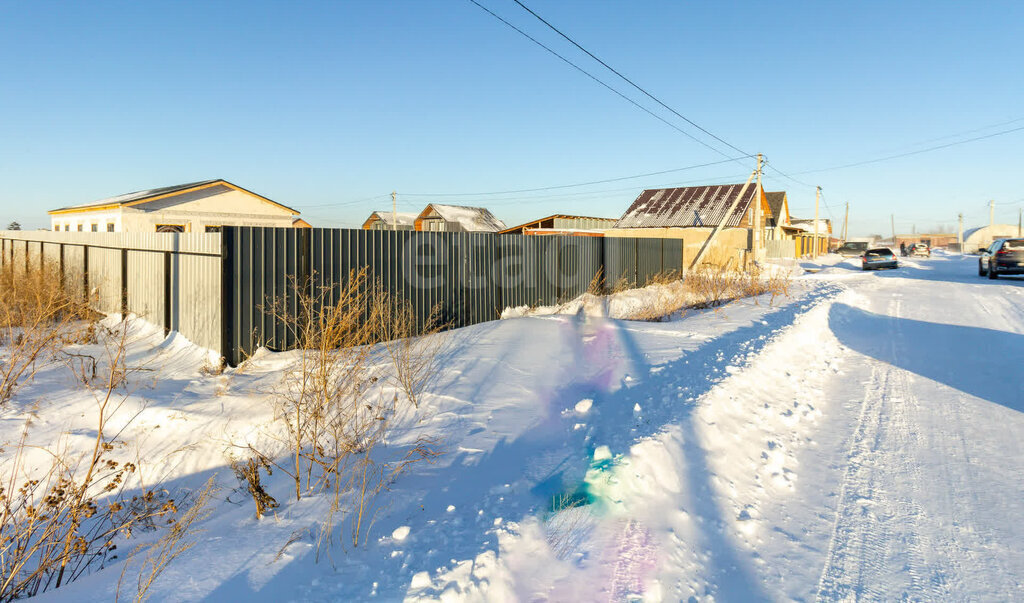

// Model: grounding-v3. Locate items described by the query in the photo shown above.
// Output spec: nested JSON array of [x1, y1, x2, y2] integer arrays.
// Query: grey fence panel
[[604, 237, 636, 289], [766, 239, 795, 259], [636, 238, 664, 285], [127, 250, 164, 326], [663, 239, 684, 276]]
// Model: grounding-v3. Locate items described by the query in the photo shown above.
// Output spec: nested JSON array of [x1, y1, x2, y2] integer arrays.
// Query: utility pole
[[958, 213, 964, 254], [1018, 208, 1022, 237], [813, 186, 821, 259], [753, 153, 763, 262], [842, 201, 849, 242], [392, 191, 398, 232]]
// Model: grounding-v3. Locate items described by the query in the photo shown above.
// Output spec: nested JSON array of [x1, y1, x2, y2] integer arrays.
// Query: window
[[64, 224, 70, 232], [107, 223, 115, 232], [90, 224, 98, 232], [155, 224, 185, 233], [77, 224, 83, 232], [204, 225, 221, 233]]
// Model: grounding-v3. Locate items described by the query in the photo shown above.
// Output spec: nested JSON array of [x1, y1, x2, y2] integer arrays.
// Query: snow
[[5, 253, 1024, 601]]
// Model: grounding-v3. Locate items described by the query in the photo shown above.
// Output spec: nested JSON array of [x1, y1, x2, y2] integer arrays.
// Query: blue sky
[[1, 0, 1021, 235]]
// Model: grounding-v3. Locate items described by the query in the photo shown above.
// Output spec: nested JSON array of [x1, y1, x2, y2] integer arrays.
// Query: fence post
[[163, 251, 171, 336], [220, 227, 235, 366], [83, 244, 90, 301], [59, 243, 65, 287], [120, 248, 129, 319]]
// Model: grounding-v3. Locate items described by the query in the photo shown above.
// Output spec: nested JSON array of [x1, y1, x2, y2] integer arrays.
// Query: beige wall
[[604, 226, 751, 267], [50, 190, 299, 233]]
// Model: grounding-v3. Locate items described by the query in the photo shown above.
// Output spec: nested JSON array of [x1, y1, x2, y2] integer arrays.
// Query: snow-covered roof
[[963, 224, 1022, 245], [789, 218, 832, 234], [615, 184, 760, 228], [419, 204, 506, 232], [366, 211, 418, 227]]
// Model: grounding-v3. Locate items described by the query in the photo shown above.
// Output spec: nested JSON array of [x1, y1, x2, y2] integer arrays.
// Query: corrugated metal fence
[[0, 231, 222, 352], [221, 228, 687, 365], [2, 228, 688, 365]]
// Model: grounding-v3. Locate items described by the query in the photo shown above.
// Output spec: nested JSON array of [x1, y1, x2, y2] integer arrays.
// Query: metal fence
[[220, 228, 689, 365], [2, 228, 689, 366], [0, 231, 222, 352]]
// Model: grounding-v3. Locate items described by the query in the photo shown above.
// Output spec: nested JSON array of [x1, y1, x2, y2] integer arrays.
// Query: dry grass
[[120, 476, 217, 603], [236, 268, 443, 561], [0, 261, 93, 404], [0, 324, 182, 601]]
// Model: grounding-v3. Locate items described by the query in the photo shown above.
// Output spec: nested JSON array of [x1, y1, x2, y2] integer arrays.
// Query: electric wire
[[465, 0, 738, 159], [510, 0, 749, 157]]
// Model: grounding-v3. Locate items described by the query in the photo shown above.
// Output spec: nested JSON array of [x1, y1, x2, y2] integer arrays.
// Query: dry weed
[[0, 261, 93, 404]]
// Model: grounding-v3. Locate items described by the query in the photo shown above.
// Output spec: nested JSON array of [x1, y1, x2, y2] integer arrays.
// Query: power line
[[465, 0, 739, 160], [510, 0, 748, 158], [401, 156, 749, 197], [792, 124, 1024, 175]]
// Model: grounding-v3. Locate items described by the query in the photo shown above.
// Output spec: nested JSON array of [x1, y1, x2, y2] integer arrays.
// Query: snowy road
[[809, 255, 1024, 600]]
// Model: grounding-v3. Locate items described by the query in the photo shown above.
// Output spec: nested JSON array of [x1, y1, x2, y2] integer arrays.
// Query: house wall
[[50, 189, 299, 233], [51, 210, 122, 233], [604, 227, 750, 266]]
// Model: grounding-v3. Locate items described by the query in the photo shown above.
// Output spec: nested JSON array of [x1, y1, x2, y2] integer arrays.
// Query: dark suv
[[979, 238, 1024, 279]]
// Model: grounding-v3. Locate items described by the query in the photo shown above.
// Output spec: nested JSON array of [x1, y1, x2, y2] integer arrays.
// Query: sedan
[[862, 248, 899, 270]]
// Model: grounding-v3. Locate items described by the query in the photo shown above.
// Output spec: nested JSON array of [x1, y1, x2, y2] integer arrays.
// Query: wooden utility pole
[[753, 153, 763, 261], [812, 186, 821, 259], [392, 191, 398, 231], [958, 213, 964, 253], [690, 169, 757, 269]]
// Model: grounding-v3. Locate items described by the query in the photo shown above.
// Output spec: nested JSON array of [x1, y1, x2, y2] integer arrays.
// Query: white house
[[48, 179, 305, 233]]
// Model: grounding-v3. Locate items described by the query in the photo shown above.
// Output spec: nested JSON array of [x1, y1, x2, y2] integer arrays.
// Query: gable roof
[[764, 191, 789, 224], [363, 211, 418, 228], [615, 184, 761, 228], [417, 204, 506, 232], [499, 214, 616, 234], [49, 179, 300, 216]]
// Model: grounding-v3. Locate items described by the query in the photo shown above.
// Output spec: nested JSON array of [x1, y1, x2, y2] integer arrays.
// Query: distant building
[[414, 204, 506, 232], [362, 211, 418, 231], [764, 191, 793, 239], [48, 179, 302, 233], [894, 233, 958, 249], [499, 214, 616, 236], [962, 224, 1023, 252]]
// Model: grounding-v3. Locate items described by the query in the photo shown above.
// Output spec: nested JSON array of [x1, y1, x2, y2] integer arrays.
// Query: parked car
[[836, 241, 870, 257], [862, 248, 899, 270], [910, 243, 931, 257], [979, 238, 1024, 279]]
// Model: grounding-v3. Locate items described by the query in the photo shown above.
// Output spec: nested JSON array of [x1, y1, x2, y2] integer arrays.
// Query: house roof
[[615, 184, 760, 229], [48, 179, 300, 216], [418, 204, 506, 232], [789, 218, 832, 233], [364, 211, 418, 228], [498, 214, 616, 234], [765, 191, 788, 223]]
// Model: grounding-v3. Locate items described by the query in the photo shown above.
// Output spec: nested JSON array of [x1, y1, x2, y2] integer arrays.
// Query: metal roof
[[499, 214, 616, 234], [49, 179, 300, 215], [615, 184, 758, 229]]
